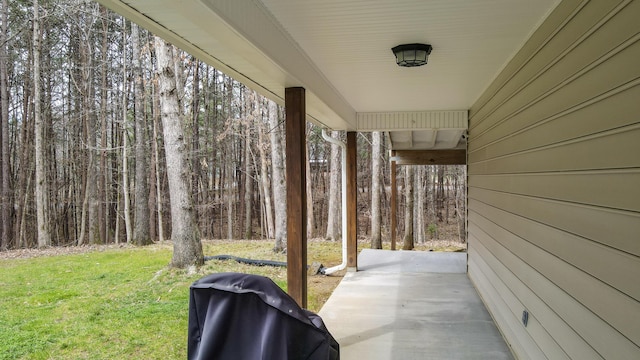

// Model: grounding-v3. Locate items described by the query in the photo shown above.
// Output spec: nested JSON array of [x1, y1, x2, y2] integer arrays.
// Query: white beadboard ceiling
[[260, 0, 557, 112], [96, 0, 560, 150]]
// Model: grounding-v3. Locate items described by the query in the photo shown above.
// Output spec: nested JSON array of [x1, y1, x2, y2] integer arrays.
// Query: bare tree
[[120, 23, 132, 243], [305, 124, 315, 238], [0, 0, 10, 249], [415, 166, 425, 244], [370, 131, 382, 249], [402, 166, 414, 250], [154, 36, 203, 267], [190, 57, 201, 215], [269, 100, 286, 252], [98, 5, 109, 244], [152, 87, 165, 242], [132, 23, 151, 246], [33, 0, 51, 248], [257, 99, 274, 239], [325, 130, 340, 240], [436, 165, 445, 222], [75, 3, 100, 245], [453, 165, 467, 242], [243, 117, 253, 239]]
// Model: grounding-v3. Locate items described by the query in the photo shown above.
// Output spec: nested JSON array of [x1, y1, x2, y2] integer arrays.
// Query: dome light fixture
[[392, 43, 433, 67]]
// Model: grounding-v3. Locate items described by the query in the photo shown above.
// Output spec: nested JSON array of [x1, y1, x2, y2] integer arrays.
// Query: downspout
[[321, 129, 347, 275]]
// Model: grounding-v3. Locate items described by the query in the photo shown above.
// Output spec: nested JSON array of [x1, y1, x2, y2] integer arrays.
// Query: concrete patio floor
[[318, 249, 514, 360]]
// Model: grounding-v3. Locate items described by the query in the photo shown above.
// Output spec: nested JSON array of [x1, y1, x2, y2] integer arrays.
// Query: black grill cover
[[188, 272, 340, 360]]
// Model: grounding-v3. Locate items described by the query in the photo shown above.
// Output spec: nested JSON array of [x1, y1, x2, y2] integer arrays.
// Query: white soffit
[[96, 0, 357, 129], [96, 0, 560, 133], [261, 0, 560, 113]]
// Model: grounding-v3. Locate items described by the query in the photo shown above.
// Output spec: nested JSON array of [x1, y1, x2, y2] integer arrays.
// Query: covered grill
[[188, 272, 339, 360]]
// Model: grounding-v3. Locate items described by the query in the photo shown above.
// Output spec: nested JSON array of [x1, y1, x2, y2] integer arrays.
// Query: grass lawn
[[0, 239, 344, 360]]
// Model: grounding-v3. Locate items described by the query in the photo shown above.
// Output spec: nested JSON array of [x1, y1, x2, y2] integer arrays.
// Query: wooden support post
[[285, 87, 307, 308], [390, 151, 397, 251], [346, 131, 358, 270]]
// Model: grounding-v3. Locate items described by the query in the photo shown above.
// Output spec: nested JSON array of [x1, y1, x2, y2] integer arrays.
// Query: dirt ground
[[308, 269, 346, 309]]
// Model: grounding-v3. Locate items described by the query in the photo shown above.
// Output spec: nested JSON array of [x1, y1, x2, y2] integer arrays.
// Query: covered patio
[[319, 249, 513, 359], [96, 0, 640, 358]]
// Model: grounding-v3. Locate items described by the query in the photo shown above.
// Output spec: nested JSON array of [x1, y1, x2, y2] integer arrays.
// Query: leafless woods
[[0, 1, 466, 256]]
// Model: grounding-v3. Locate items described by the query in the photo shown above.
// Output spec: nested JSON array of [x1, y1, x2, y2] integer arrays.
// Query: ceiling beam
[[423, 129, 437, 149], [391, 150, 466, 165]]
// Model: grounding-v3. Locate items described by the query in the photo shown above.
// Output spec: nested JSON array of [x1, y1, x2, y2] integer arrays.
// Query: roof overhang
[[96, 0, 560, 152], [98, 0, 355, 130]]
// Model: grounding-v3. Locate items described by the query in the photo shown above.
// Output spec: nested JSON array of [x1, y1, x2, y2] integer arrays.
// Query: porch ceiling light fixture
[[392, 43, 432, 67]]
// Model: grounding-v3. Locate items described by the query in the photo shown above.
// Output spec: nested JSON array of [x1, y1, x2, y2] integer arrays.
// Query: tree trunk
[[445, 166, 450, 224], [370, 131, 382, 249], [437, 165, 445, 222], [191, 57, 201, 228], [455, 166, 466, 243], [257, 104, 274, 239], [402, 166, 414, 250], [121, 26, 132, 243], [269, 100, 286, 252], [226, 160, 234, 240], [325, 131, 340, 240], [191, 60, 201, 182], [14, 50, 34, 247], [81, 7, 99, 245], [99, 6, 109, 244], [152, 92, 164, 242], [154, 36, 203, 267], [415, 166, 425, 244], [0, 0, 10, 249], [132, 23, 151, 246], [305, 124, 315, 238], [151, 78, 164, 241], [430, 166, 437, 228], [122, 113, 132, 243], [242, 86, 256, 239], [33, 0, 51, 248], [244, 119, 253, 239]]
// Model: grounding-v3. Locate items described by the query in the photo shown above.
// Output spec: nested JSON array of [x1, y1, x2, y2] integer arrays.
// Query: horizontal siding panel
[[469, 187, 640, 256], [469, 125, 640, 174], [468, 82, 640, 163], [469, 239, 598, 360], [469, 0, 589, 126], [470, 0, 629, 132], [470, 0, 586, 127], [469, 198, 640, 302], [467, 250, 540, 360], [468, 1, 640, 358], [470, 211, 640, 348], [470, 34, 640, 151], [469, 170, 640, 212], [469, 217, 640, 359]]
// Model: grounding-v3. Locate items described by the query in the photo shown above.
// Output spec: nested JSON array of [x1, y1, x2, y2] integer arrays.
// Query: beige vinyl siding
[[470, 187, 639, 256], [467, 0, 640, 358]]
